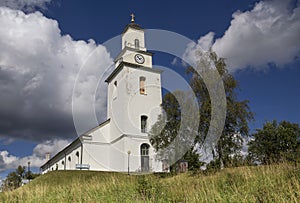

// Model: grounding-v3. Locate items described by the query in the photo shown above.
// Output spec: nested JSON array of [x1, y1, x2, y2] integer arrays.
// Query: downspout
[[64, 151, 66, 170], [80, 142, 83, 170]]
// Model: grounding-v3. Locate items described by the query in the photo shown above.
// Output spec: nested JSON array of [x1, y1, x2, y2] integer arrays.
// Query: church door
[[140, 143, 150, 172]]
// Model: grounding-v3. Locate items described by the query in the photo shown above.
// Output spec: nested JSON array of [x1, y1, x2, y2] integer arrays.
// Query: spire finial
[[130, 13, 135, 22]]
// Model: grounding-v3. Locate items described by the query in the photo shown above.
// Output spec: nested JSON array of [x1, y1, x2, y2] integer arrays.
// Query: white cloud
[[0, 7, 113, 141], [198, 32, 214, 52], [0, 0, 52, 11], [184, 0, 300, 72], [0, 139, 70, 172], [33, 139, 70, 158], [182, 32, 216, 68]]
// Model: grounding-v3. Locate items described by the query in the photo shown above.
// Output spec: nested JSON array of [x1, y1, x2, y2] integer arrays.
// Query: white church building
[[41, 16, 167, 174]]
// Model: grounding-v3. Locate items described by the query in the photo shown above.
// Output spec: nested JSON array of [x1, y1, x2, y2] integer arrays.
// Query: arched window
[[76, 151, 80, 164], [113, 80, 118, 99], [62, 160, 65, 170], [139, 77, 146, 94], [68, 156, 71, 162], [135, 39, 140, 49], [141, 115, 148, 133], [140, 143, 149, 156]]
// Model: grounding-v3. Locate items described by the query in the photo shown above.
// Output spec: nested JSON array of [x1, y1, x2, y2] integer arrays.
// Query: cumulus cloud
[[0, 7, 113, 142], [184, 0, 300, 72], [182, 32, 215, 68], [0, 0, 52, 11], [33, 139, 69, 158], [0, 139, 70, 172], [198, 32, 214, 52]]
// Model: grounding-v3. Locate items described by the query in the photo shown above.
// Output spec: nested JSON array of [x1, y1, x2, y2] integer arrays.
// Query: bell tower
[[114, 14, 153, 69], [105, 14, 163, 172], [105, 15, 162, 137]]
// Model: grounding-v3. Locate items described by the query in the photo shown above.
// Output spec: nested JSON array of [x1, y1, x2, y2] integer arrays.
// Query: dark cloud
[[0, 0, 52, 12], [0, 7, 113, 142]]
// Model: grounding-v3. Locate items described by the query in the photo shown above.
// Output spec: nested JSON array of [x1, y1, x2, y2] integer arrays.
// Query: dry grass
[[1, 163, 299, 202]]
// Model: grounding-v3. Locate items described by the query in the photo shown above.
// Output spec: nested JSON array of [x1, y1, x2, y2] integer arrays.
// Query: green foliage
[[205, 159, 221, 174], [3, 172, 22, 191], [2, 165, 40, 191], [2, 165, 25, 191], [149, 90, 202, 170], [188, 51, 254, 168], [248, 120, 300, 164], [183, 149, 205, 170], [136, 175, 162, 201], [150, 51, 253, 170]]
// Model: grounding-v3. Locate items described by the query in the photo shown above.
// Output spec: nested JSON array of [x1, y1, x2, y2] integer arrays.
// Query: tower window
[[141, 115, 148, 133], [140, 77, 146, 94], [135, 39, 140, 49]]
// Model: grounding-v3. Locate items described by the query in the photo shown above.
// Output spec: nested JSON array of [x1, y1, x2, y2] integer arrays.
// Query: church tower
[[105, 14, 163, 172]]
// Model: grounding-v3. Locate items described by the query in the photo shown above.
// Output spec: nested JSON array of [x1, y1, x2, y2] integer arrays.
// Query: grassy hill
[[1, 163, 299, 202]]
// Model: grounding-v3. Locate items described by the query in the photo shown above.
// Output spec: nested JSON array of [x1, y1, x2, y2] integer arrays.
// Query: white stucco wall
[[41, 141, 82, 173], [81, 142, 110, 171], [107, 66, 162, 135], [122, 27, 146, 51]]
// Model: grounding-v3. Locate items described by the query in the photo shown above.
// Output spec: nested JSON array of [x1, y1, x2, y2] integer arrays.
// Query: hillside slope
[[1, 164, 299, 202]]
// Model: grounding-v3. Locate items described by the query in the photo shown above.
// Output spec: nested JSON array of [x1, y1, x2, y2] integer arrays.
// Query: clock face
[[134, 54, 145, 64]]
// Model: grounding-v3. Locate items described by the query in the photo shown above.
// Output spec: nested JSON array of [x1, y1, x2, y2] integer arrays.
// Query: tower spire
[[130, 13, 135, 23]]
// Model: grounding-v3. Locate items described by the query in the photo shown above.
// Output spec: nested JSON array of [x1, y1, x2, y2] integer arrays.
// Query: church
[[40, 15, 167, 174]]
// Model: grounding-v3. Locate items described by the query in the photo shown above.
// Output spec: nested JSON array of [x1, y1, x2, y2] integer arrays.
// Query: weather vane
[[130, 13, 135, 22]]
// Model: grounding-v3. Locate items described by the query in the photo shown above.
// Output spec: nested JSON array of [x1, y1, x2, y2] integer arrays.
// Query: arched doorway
[[140, 143, 150, 172]]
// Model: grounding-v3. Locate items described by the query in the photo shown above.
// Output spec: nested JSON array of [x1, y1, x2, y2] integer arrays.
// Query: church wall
[[88, 121, 110, 143], [124, 136, 148, 172], [109, 137, 126, 171], [64, 143, 82, 170], [122, 27, 146, 51], [107, 68, 127, 138], [82, 142, 110, 171], [106, 65, 163, 172], [148, 145, 163, 172], [124, 136, 163, 172], [107, 66, 162, 139], [41, 141, 81, 173], [107, 65, 162, 136], [121, 66, 162, 135]]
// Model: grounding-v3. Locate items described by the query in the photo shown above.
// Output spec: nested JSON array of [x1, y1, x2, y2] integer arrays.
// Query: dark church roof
[[122, 22, 143, 34]]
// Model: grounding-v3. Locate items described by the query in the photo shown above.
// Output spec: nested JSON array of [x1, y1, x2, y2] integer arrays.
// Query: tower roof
[[122, 13, 143, 34]]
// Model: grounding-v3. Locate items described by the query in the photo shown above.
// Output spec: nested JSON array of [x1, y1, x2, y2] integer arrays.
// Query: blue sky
[[0, 0, 299, 178]]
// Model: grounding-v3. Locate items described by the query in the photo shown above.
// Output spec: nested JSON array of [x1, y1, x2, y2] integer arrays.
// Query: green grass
[[1, 163, 300, 202]]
